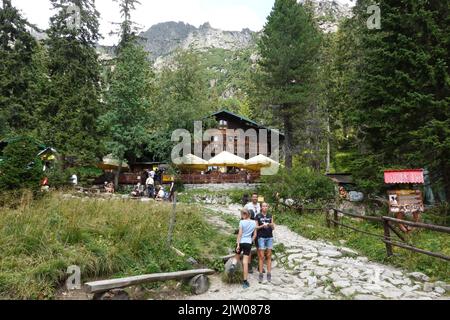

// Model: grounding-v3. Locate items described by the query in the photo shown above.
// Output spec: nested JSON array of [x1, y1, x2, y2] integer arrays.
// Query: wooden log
[[388, 223, 406, 242], [189, 274, 210, 295], [382, 240, 450, 262], [334, 209, 383, 222], [383, 220, 393, 257], [84, 269, 215, 294], [382, 216, 450, 234]]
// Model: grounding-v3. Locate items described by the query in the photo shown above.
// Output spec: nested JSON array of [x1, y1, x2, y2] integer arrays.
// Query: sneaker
[[267, 273, 272, 283], [258, 273, 264, 283], [243, 281, 250, 289]]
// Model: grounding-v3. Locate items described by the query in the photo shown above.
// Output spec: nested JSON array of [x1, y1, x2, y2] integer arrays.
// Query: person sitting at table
[[131, 183, 144, 197], [156, 186, 166, 201], [105, 181, 115, 194]]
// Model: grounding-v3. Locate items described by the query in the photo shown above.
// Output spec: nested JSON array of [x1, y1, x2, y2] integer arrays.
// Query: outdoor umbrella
[[97, 155, 130, 171], [208, 151, 247, 168], [173, 154, 209, 171]]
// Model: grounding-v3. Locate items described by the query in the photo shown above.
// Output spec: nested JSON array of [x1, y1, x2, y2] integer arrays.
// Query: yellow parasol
[[97, 155, 130, 171], [173, 154, 209, 171], [208, 151, 247, 168]]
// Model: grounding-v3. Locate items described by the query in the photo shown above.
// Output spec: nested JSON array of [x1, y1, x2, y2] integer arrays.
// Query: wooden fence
[[326, 208, 450, 261]]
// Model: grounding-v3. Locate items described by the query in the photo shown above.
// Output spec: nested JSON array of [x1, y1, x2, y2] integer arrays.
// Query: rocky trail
[[188, 204, 449, 300]]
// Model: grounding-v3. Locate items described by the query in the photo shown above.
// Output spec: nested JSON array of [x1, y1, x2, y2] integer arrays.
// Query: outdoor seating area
[[173, 151, 280, 185]]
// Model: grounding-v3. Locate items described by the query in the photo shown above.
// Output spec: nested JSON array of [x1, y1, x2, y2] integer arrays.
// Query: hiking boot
[[243, 281, 250, 289], [258, 273, 264, 283], [267, 273, 272, 283]]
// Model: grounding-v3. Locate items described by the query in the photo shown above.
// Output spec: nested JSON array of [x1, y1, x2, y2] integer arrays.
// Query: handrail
[[327, 208, 450, 262]]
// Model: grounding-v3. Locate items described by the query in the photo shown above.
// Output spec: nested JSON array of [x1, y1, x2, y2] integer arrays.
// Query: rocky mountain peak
[[139, 21, 256, 60]]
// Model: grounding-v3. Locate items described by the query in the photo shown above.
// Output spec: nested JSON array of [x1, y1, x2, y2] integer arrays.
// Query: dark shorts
[[236, 243, 252, 256]]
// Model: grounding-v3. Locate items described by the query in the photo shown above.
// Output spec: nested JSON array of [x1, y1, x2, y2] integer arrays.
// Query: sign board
[[162, 175, 175, 183], [388, 190, 424, 214], [384, 169, 424, 184], [258, 196, 265, 203]]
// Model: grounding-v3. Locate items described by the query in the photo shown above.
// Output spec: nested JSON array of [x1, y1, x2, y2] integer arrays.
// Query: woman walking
[[230, 208, 257, 289], [256, 203, 275, 283]]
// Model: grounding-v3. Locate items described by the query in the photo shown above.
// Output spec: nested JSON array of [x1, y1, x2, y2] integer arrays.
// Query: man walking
[[145, 174, 154, 198]]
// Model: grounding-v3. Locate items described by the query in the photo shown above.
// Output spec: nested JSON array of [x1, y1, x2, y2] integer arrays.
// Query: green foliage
[[423, 202, 450, 227], [333, 1, 450, 199], [100, 42, 154, 163], [0, 0, 44, 135], [45, 165, 70, 189], [0, 136, 43, 192], [258, 166, 335, 204], [0, 194, 231, 299], [255, 0, 322, 168], [39, 0, 104, 164], [149, 50, 214, 161]]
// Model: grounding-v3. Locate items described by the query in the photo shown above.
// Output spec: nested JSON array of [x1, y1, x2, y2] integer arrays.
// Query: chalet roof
[[206, 110, 284, 136], [326, 173, 353, 184], [384, 169, 424, 184]]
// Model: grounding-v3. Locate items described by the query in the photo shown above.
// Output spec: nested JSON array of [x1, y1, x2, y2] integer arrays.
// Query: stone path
[[187, 204, 449, 300]]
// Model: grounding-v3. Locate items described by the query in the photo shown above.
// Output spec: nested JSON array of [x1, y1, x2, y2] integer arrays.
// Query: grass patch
[[276, 210, 450, 282], [0, 193, 233, 299]]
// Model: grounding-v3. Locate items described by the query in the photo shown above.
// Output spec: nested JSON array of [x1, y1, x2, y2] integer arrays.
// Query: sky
[[12, 0, 356, 46]]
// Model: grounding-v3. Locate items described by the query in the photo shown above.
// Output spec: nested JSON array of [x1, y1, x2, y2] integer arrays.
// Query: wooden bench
[[84, 269, 215, 294]]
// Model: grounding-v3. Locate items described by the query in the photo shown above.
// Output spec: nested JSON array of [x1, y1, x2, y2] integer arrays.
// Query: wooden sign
[[162, 175, 175, 183], [388, 190, 424, 214]]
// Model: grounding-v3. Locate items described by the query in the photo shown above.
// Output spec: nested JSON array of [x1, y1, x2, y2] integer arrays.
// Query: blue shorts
[[258, 238, 274, 250]]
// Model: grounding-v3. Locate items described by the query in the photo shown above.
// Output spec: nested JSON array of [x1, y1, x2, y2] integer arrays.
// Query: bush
[[423, 202, 450, 227], [67, 166, 103, 187], [0, 136, 43, 192], [258, 166, 335, 205]]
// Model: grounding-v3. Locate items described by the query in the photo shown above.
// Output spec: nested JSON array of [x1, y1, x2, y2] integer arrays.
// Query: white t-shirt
[[244, 202, 261, 217], [146, 177, 154, 186]]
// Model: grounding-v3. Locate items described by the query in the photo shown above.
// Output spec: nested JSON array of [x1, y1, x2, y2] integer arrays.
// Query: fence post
[[167, 192, 177, 247], [326, 209, 332, 228], [333, 209, 339, 229], [383, 218, 393, 257]]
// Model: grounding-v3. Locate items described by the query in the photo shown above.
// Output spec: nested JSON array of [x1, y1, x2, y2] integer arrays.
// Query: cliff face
[[139, 22, 256, 60]]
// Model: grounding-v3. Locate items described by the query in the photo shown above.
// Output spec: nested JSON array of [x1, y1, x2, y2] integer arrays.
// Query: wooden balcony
[[179, 172, 260, 184]]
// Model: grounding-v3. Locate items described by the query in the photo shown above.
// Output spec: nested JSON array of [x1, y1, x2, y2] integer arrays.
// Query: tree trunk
[[114, 160, 123, 190], [283, 111, 293, 170], [326, 116, 331, 173]]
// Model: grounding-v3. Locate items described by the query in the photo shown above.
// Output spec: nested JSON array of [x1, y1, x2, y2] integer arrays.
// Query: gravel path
[[188, 204, 449, 300]]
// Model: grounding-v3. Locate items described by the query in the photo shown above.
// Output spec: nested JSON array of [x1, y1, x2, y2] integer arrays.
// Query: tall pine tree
[[100, 0, 153, 188], [350, 0, 450, 199], [41, 0, 103, 164], [0, 0, 42, 136], [256, 0, 321, 169]]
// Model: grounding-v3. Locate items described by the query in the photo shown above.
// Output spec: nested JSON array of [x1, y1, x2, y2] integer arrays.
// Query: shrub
[[0, 136, 43, 192], [258, 166, 335, 205]]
